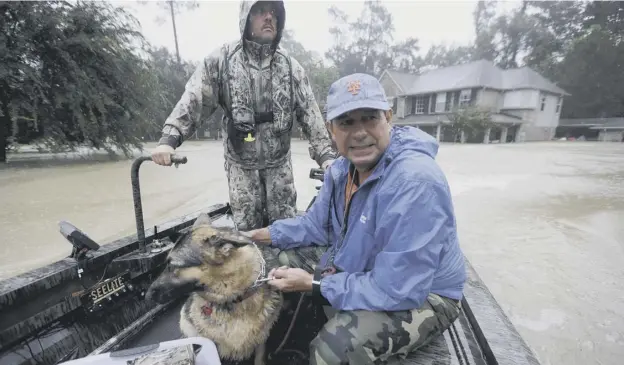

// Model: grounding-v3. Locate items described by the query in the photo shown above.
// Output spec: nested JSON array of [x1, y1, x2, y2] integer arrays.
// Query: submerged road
[[0, 139, 623, 365]]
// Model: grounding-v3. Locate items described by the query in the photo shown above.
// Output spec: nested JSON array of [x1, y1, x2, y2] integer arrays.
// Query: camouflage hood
[[238, 0, 286, 49]]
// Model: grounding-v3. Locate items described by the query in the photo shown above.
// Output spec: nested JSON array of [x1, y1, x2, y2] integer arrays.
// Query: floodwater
[[1, 140, 623, 365]]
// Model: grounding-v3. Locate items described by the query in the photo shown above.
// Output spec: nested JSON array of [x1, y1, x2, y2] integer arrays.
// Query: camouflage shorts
[[278, 247, 461, 365]]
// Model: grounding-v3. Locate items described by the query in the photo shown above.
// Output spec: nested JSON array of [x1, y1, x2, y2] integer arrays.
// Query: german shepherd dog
[[146, 213, 283, 365]]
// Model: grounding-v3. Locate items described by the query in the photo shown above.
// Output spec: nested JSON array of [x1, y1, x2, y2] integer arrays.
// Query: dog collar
[[249, 243, 267, 288], [201, 285, 262, 316]]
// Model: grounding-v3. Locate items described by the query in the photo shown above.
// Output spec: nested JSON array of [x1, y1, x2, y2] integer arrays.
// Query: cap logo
[[347, 80, 361, 95]]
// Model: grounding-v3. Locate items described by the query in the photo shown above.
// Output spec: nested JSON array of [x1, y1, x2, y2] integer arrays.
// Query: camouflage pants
[[278, 247, 462, 365], [225, 160, 297, 232]]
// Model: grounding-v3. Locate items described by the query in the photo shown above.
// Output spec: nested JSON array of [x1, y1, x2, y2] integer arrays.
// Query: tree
[[472, 0, 499, 62], [420, 45, 474, 69], [0, 0, 156, 161], [447, 105, 494, 143], [521, 1, 585, 77], [325, 0, 421, 77], [139, 46, 196, 140], [280, 29, 339, 109], [139, 0, 200, 66], [556, 25, 624, 118]]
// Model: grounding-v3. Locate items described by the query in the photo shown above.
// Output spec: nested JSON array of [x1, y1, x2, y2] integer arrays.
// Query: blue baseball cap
[[325, 73, 390, 121]]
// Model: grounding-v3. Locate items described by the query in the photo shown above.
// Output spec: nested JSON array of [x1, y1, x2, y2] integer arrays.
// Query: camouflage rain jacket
[[158, 0, 336, 170]]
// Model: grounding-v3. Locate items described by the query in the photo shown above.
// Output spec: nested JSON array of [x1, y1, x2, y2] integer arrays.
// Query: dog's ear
[[193, 213, 212, 229], [167, 231, 183, 245], [214, 228, 254, 247], [167, 232, 202, 268]]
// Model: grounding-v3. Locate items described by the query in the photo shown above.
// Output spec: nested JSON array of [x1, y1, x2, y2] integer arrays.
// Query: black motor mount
[[59, 220, 100, 260]]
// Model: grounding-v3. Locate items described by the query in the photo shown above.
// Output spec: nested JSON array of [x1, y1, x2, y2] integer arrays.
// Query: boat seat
[[58, 337, 220, 364]]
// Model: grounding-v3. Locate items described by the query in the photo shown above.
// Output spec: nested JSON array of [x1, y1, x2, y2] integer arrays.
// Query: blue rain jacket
[[268, 126, 466, 311]]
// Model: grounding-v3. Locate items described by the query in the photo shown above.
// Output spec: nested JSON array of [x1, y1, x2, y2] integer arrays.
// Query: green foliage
[[325, 0, 421, 77], [447, 105, 494, 134], [555, 25, 624, 118], [1, 0, 152, 158], [139, 46, 196, 140], [445, 105, 494, 144], [0, 0, 196, 161], [281, 29, 339, 109]]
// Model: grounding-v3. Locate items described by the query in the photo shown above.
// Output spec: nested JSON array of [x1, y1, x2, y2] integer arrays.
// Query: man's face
[[328, 108, 392, 171], [248, 2, 278, 44]]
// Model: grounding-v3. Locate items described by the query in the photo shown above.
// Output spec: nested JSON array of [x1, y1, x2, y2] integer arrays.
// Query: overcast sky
[[114, 0, 520, 64]]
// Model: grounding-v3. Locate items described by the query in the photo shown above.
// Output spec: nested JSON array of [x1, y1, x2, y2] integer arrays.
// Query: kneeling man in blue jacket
[[246, 73, 467, 365]]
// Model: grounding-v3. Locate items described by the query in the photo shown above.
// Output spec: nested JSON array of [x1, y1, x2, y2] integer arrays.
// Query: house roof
[[393, 114, 450, 126], [560, 117, 624, 129], [393, 113, 526, 126], [383, 59, 568, 97], [589, 118, 624, 130]]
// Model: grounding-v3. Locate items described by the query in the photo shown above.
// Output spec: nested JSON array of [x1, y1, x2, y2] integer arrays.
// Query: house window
[[540, 96, 546, 111], [436, 92, 446, 113], [429, 94, 437, 113], [413, 96, 425, 114], [392, 98, 397, 113], [445, 92, 453, 112], [459, 89, 471, 107], [555, 96, 562, 113]]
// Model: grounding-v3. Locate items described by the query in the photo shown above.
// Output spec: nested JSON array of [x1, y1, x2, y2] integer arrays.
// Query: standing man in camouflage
[[151, 0, 336, 235]]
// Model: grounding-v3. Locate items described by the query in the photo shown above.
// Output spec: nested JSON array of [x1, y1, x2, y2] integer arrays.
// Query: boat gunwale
[[0, 203, 229, 349], [0, 203, 228, 304]]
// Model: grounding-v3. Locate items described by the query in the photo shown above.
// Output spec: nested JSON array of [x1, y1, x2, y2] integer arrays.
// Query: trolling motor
[[59, 221, 101, 261], [131, 154, 188, 254], [58, 220, 101, 281]]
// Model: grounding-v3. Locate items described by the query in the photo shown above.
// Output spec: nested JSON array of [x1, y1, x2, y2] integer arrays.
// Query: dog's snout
[[146, 271, 203, 305]]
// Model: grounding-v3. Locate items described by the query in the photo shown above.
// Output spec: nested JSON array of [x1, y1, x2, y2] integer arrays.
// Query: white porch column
[[397, 97, 406, 118], [483, 127, 491, 144], [435, 124, 442, 142], [460, 130, 466, 144], [500, 126, 508, 143]]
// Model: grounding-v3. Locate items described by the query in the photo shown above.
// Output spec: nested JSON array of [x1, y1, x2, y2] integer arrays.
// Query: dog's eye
[[203, 234, 218, 245]]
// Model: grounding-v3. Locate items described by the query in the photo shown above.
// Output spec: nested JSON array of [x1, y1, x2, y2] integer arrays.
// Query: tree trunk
[[0, 93, 10, 163], [169, 1, 181, 66], [0, 112, 8, 163]]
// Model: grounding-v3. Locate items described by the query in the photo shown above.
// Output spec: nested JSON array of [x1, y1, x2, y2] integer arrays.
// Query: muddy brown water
[[0, 140, 623, 365]]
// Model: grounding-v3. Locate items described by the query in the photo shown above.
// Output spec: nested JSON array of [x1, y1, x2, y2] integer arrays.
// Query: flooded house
[[379, 59, 569, 143]]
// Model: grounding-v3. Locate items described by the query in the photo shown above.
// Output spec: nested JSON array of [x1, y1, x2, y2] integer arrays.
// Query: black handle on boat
[[131, 154, 188, 253], [171, 155, 188, 165], [309, 168, 324, 182]]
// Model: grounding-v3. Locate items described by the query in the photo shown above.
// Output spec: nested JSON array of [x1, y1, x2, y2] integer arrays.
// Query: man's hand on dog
[[267, 266, 313, 292], [241, 228, 271, 245]]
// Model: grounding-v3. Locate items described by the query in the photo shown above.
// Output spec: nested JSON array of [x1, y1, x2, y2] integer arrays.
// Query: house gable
[[378, 70, 402, 98]]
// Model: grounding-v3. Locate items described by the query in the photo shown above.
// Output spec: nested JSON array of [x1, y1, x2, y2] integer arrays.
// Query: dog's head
[[145, 213, 255, 304]]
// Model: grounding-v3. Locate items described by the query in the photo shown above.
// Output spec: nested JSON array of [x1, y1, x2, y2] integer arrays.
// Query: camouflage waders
[[226, 159, 297, 232], [278, 247, 461, 365]]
